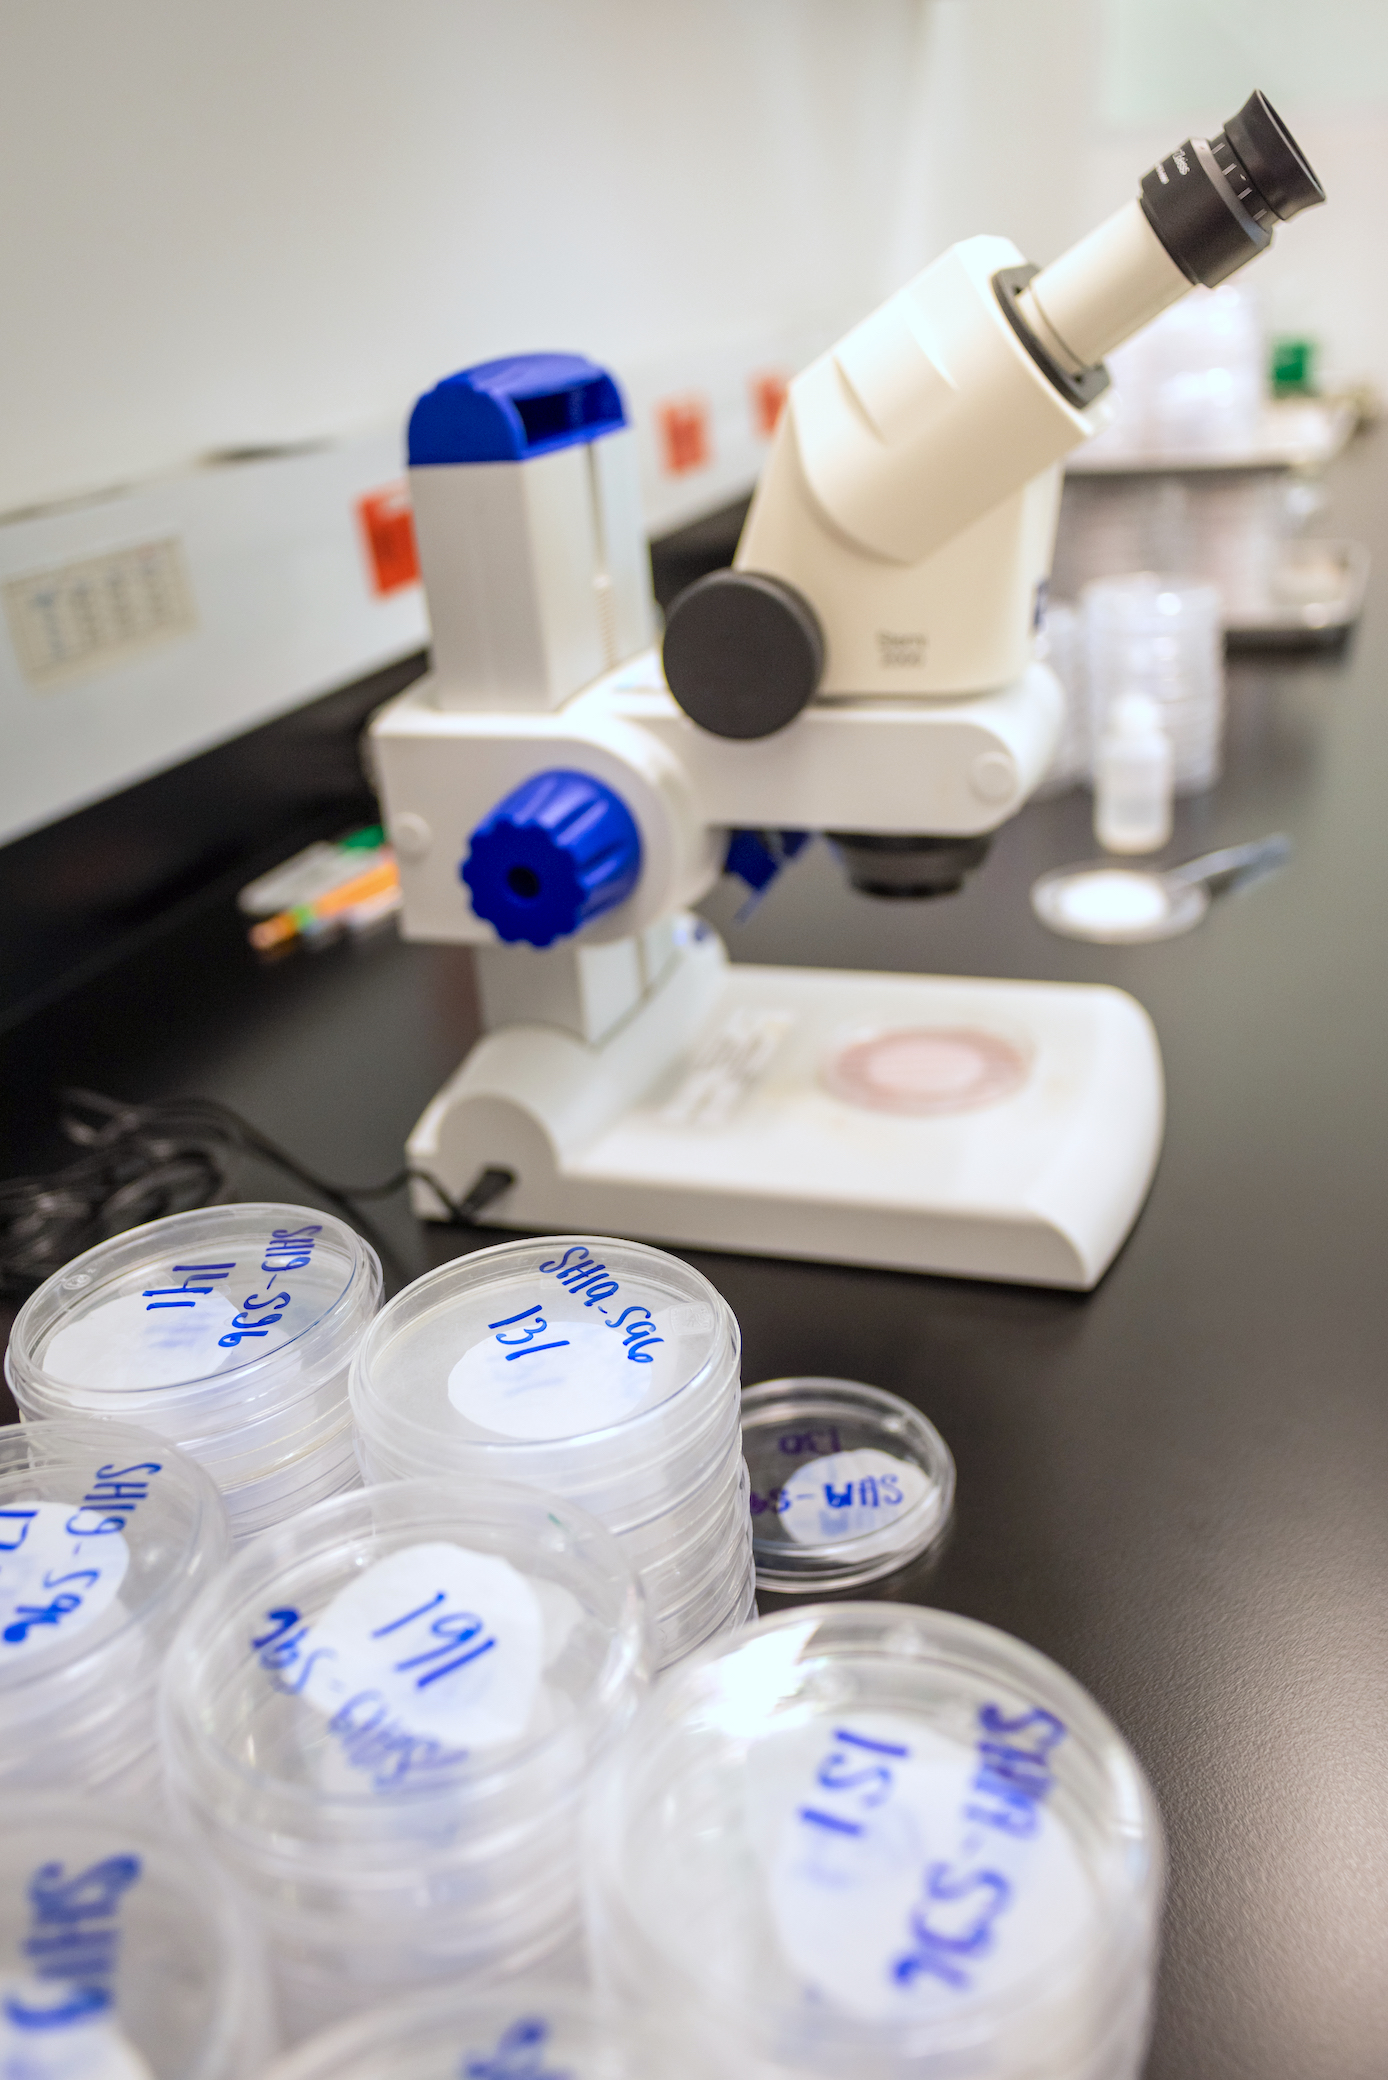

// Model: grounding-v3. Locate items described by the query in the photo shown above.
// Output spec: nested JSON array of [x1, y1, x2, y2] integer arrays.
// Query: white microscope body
[[371, 93, 1323, 1288]]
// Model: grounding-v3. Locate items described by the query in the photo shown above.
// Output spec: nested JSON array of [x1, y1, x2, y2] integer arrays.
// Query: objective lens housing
[[827, 833, 993, 900]]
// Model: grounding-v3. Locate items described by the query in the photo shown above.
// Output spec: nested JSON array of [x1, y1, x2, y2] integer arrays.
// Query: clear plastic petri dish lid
[[5, 1204, 382, 1450], [261, 1981, 689, 2080], [0, 1418, 230, 1771], [349, 1237, 741, 1524], [583, 1603, 1165, 2079], [159, 1476, 653, 1877], [0, 1794, 274, 2080], [741, 1377, 955, 1591]]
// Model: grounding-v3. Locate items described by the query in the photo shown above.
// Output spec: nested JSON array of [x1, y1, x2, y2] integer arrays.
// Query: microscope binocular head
[[659, 89, 1325, 750]]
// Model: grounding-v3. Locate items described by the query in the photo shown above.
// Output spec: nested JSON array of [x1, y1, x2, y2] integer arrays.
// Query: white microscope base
[[407, 944, 1164, 1291]]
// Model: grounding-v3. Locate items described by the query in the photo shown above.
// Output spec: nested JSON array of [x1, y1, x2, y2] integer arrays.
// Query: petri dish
[[0, 1795, 273, 2079], [12, 1207, 371, 1398], [159, 1477, 653, 2030], [583, 1603, 1165, 2080], [353, 1231, 744, 1514], [350, 1238, 735, 1472], [741, 1378, 954, 1591], [6, 1206, 382, 1529], [0, 1417, 230, 1793]]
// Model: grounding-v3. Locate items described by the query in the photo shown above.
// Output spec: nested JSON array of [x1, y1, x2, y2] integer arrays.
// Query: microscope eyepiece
[[1220, 90, 1325, 224], [1139, 90, 1325, 289]]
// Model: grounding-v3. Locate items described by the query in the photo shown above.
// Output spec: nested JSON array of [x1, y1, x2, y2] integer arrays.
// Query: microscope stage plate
[[409, 950, 1164, 1291]]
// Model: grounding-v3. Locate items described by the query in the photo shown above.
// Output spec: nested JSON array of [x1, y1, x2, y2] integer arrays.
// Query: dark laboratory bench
[[4, 435, 1388, 2080]]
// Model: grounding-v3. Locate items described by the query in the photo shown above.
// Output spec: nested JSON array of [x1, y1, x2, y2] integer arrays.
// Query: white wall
[[0, 0, 919, 519], [5, 0, 1384, 527], [888, 0, 1102, 285], [891, 0, 1388, 397], [1085, 0, 1388, 394]]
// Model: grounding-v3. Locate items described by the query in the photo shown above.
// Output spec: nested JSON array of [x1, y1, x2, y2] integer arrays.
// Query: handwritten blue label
[[0, 1473, 158, 1662], [535, 1247, 665, 1362], [766, 1705, 1087, 2021], [463, 2016, 572, 2080], [218, 1224, 322, 1349], [250, 1543, 544, 1792], [1, 1850, 142, 2034], [752, 1449, 925, 1546], [446, 1257, 686, 1441]]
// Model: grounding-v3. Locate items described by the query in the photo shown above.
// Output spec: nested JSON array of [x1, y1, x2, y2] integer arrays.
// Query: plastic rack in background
[[0, 1418, 229, 1794], [1082, 575, 1224, 795], [584, 1603, 1164, 2080], [261, 1982, 691, 2080], [1038, 578, 1225, 800], [1052, 282, 1367, 647], [6, 1204, 382, 1540], [349, 1236, 755, 1668], [0, 1795, 274, 2077], [158, 1477, 652, 2043]]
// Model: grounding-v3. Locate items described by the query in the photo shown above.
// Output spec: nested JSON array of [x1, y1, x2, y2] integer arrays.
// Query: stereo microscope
[[371, 91, 1324, 1287]]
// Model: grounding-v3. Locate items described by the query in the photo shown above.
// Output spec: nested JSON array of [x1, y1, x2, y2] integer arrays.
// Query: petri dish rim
[[256, 1980, 681, 2080], [8, 1204, 379, 1410], [741, 1377, 955, 1591], [350, 1236, 741, 1462]]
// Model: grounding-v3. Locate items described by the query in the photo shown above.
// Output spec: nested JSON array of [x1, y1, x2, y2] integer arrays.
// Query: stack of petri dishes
[[159, 1477, 652, 2041], [1081, 573, 1225, 795], [6, 1204, 382, 1540], [0, 1417, 229, 1794], [261, 1981, 690, 2080], [0, 1794, 274, 2076], [584, 1604, 1164, 2080], [349, 1237, 754, 1668]]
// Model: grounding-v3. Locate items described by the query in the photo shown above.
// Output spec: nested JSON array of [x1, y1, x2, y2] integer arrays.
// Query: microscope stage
[[409, 950, 1164, 1291]]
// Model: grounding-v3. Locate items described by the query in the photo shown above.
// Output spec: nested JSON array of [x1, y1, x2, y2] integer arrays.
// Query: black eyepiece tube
[[1139, 91, 1326, 288]]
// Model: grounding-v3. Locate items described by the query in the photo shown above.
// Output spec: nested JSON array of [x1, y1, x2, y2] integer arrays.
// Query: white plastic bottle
[[1094, 691, 1174, 853]]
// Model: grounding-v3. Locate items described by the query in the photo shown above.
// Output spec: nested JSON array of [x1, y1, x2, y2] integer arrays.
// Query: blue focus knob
[[461, 769, 642, 948]]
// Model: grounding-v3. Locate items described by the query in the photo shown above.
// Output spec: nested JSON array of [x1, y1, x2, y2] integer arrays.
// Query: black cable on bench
[[0, 1089, 514, 1298]]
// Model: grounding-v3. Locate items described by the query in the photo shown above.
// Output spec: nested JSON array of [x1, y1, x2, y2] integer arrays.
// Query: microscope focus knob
[[461, 769, 642, 948], [662, 570, 824, 739]]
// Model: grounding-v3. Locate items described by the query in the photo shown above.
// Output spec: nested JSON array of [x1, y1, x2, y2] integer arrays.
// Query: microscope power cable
[[0, 1088, 514, 1299]]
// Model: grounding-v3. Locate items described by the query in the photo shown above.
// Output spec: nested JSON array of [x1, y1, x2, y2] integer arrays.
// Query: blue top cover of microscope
[[408, 353, 627, 467]]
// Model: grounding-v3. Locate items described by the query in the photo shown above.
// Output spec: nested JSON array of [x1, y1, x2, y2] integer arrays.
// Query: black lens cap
[[662, 569, 824, 740]]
